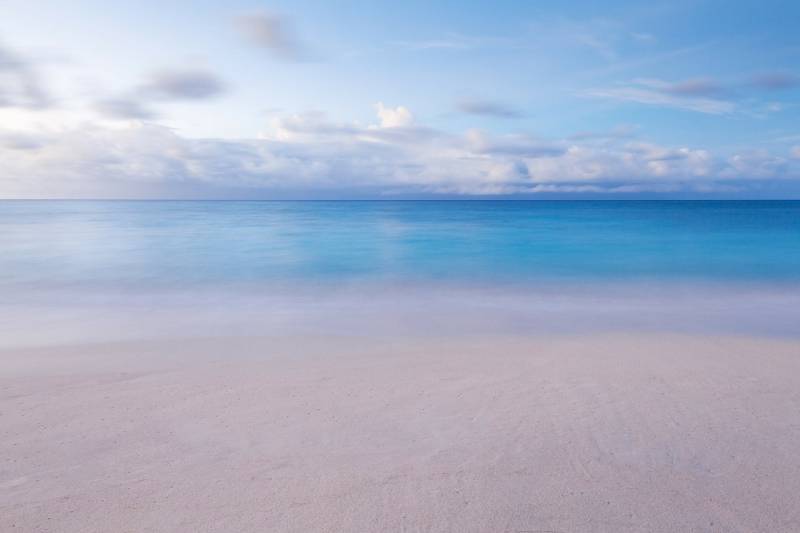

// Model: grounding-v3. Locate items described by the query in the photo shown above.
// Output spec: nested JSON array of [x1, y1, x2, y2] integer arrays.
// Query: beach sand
[[2, 333, 799, 532]]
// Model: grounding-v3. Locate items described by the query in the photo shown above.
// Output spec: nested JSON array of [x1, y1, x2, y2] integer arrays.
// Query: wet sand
[[2, 333, 799, 532]]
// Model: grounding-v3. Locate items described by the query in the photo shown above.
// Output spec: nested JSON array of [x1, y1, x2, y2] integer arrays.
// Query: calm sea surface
[[1, 200, 799, 289], [2, 200, 799, 345]]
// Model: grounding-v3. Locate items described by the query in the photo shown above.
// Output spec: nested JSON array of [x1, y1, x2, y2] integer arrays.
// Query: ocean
[[1, 200, 799, 345], [3, 200, 800, 286]]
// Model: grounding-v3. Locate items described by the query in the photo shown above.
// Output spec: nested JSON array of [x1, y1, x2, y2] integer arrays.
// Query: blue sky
[[1, 0, 799, 198]]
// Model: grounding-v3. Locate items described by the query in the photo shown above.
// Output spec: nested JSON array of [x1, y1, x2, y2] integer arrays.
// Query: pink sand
[[2, 334, 799, 532]]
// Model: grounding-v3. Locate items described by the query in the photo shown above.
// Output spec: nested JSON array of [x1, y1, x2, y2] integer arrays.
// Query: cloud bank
[[2, 103, 799, 198]]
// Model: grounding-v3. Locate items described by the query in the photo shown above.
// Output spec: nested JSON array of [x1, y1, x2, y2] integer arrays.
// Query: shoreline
[[2, 281, 800, 350]]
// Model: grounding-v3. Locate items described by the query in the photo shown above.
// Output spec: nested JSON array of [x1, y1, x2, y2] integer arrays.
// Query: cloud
[[792, 146, 800, 159], [750, 71, 799, 90], [722, 150, 791, 179], [465, 130, 564, 158], [235, 12, 311, 61], [652, 77, 724, 97], [374, 102, 413, 128], [588, 72, 800, 116], [141, 69, 226, 100], [654, 71, 799, 96], [94, 68, 225, 120], [586, 78, 734, 114], [457, 99, 524, 119], [0, 42, 51, 109], [93, 97, 157, 120], [3, 103, 798, 198], [0, 130, 50, 150], [270, 110, 357, 139]]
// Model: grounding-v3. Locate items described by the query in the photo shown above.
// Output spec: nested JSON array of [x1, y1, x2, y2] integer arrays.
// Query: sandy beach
[[2, 333, 799, 532], [2, 0, 800, 528]]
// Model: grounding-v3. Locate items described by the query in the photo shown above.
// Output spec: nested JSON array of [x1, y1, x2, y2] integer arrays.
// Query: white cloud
[[465, 130, 564, 158], [586, 81, 734, 114], [721, 150, 790, 179], [1, 103, 798, 198], [374, 102, 414, 128]]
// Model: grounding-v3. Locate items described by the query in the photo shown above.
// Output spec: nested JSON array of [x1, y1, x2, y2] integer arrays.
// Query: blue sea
[[2, 200, 800, 287], [1, 200, 799, 345]]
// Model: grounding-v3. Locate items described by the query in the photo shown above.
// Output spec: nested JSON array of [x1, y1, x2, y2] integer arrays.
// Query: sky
[[1, 0, 799, 199]]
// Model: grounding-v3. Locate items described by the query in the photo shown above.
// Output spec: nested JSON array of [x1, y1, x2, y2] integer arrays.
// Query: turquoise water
[[0, 201, 800, 285], [2, 200, 799, 344], [1, 200, 799, 289]]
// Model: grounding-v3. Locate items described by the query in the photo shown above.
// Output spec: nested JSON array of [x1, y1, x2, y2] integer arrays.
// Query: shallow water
[[1, 200, 799, 345], [2, 200, 799, 288]]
